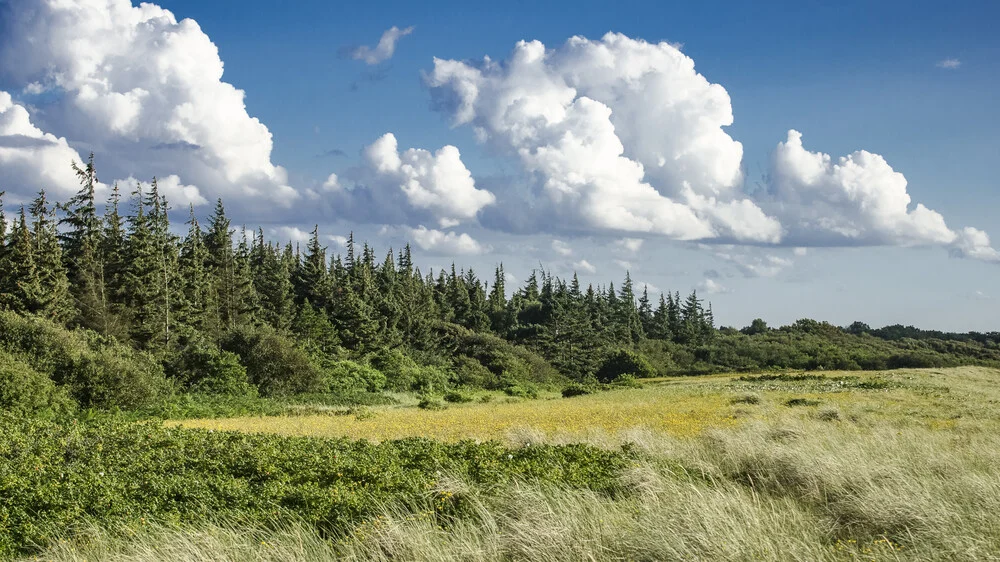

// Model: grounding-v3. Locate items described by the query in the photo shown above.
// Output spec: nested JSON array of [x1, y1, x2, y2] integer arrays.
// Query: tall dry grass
[[25, 368, 1000, 561]]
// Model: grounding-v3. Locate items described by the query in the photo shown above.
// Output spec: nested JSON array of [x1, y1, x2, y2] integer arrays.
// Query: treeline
[[0, 157, 998, 414]]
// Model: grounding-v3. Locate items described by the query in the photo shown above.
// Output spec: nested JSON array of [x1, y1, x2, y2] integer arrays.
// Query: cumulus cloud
[[348, 26, 414, 65], [552, 239, 573, 256], [0, 91, 87, 201], [951, 227, 1000, 263], [573, 259, 597, 274], [0, 0, 296, 213], [271, 226, 312, 244], [328, 133, 495, 228], [119, 175, 206, 208], [936, 58, 961, 69], [617, 238, 644, 254], [766, 130, 956, 247], [427, 33, 781, 243], [427, 33, 998, 263], [698, 278, 730, 295], [408, 226, 489, 255]]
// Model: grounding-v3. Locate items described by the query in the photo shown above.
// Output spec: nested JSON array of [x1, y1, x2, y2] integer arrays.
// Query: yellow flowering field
[[167, 368, 995, 443]]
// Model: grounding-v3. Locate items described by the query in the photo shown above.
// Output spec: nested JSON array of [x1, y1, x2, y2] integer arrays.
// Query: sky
[[0, 0, 998, 331]]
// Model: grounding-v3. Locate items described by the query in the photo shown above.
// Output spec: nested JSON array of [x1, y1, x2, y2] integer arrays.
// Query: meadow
[[14, 366, 1000, 561]]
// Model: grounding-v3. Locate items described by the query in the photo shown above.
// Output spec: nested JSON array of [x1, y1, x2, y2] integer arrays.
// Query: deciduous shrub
[[596, 349, 656, 383], [0, 352, 75, 418], [221, 326, 325, 396], [167, 337, 255, 396], [326, 360, 387, 393]]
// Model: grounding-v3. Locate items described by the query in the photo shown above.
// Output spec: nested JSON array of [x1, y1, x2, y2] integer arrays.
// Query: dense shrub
[[0, 311, 171, 410], [562, 383, 594, 398], [0, 352, 75, 418], [326, 360, 387, 393], [436, 323, 564, 388], [367, 348, 421, 391], [596, 349, 656, 383], [221, 326, 325, 396], [450, 355, 494, 387], [0, 415, 628, 557], [167, 337, 255, 396], [443, 390, 474, 403], [67, 346, 173, 410]]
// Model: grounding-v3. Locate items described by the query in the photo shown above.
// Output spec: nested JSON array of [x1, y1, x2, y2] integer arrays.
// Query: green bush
[[0, 415, 629, 557], [451, 355, 493, 387], [0, 311, 171, 410], [561, 383, 594, 398], [417, 396, 447, 410], [367, 348, 421, 391], [167, 338, 255, 396], [221, 326, 325, 397], [68, 346, 174, 410], [326, 360, 387, 393], [609, 373, 643, 388], [411, 365, 450, 393], [596, 349, 656, 383], [443, 390, 474, 403], [503, 383, 538, 399], [0, 352, 75, 418]]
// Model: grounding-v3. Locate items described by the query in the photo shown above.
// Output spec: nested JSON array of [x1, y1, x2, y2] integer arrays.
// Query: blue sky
[[1, 0, 998, 330]]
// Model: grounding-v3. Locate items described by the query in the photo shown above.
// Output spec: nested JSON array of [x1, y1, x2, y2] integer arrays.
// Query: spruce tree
[[29, 191, 72, 322]]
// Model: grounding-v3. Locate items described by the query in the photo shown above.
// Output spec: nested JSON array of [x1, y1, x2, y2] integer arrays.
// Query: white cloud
[[428, 33, 999, 264], [638, 281, 660, 294], [322, 173, 340, 190], [326, 234, 348, 247], [330, 133, 495, 228], [408, 226, 489, 255], [613, 259, 632, 270], [0, 0, 297, 213], [551, 239, 573, 256], [0, 91, 88, 201], [349, 26, 414, 65], [936, 58, 961, 69], [767, 130, 957, 247], [616, 237, 644, 254], [427, 33, 781, 243], [118, 175, 207, 208], [713, 248, 793, 278], [793, 247, 808, 257], [573, 259, 597, 274], [698, 278, 730, 295], [951, 227, 1000, 263], [271, 226, 312, 244]]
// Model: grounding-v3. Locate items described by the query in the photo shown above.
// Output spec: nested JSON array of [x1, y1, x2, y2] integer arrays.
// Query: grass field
[[25, 367, 1000, 561], [169, 367, 992, 444]]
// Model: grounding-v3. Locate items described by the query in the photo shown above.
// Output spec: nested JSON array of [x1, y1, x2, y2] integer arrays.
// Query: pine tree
[[204, 200, 255, 331]]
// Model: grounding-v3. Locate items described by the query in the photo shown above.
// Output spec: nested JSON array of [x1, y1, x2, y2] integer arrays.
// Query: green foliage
[[326, 360, 387, 393], [0, 352, 75, 418], [596, 349, 656, 383], [417, 396, 448, 410], [443, 390, 474, 403], [67, 345, 174, 410], [561, 383, 594, 398], [0, 415, 628, 557], [450, 355, 493, 387], [167, 337, 256, 396], [220, 326, 325, 397], [0, 311, 171, 410]]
